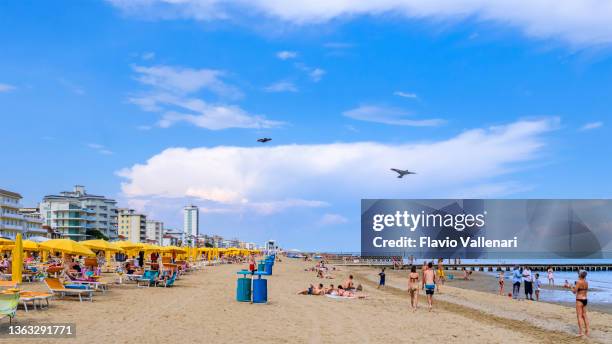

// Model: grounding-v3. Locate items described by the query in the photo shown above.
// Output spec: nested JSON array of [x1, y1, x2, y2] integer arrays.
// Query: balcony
[[0, 200, 23, 209], [0, 224, 24, 231], [0, 212, 24, 220]]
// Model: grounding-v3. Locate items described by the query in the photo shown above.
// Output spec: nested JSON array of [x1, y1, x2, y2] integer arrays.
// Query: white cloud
[[318, 213, 349, 226], [87, 143, 113, 155], [579, 121, 603, 131], [129, 64, 282, 130], [309, 68, 325, 82], [343, 105, 445, 127], [118, 118, 557, 216], [132, 65, 241, 98], [142, 52, 156, 60], [394, 91, 418, 99], [107, 0, 612, 47], [0, 83, 16, 92], [264, 81, 298, 93], [276, 50, 297, 60]]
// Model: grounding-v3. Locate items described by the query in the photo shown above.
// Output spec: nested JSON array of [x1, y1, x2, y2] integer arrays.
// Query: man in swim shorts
[[422, 262, 436, 311]]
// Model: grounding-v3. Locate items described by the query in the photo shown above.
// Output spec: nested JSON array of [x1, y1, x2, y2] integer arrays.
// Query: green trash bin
[[258, 262, 265, 272], [236, 271, 251, 302]]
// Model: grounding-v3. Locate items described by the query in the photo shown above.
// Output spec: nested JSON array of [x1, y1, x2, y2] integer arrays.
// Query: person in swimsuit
[[422, 262, 436, 311], [378, 268, 386, 289], [498, 271, 505, 295], [408, 265, 419, 311], [572, 271, 590, 337], [297, 284, 315, 295], [547, 266, 555, 287], [436, 259, 445, 292]]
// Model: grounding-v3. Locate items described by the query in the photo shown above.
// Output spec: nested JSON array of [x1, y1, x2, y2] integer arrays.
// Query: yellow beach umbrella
[[141, 243, 162, 252], [114, 241, 143, 250], [39, 239, 95, 257], [161, 246, 186, 254], [81, 239, 123, 252], [11, 234, 23, 283], [0, 238, 14, 245], [0, 240, 38, 251]]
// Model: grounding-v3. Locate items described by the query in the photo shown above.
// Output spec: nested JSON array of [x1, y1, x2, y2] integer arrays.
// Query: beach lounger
[[67, 279, 109, 293], [0, 281, 18, 289], [0, 292, 19, 324], [136, 271, 158, 288], [18, 291, 51, 312], [155, 272, 177, 288], [44, 278, 94, 302]]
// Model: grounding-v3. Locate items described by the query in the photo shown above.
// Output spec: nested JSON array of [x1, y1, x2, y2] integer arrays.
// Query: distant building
[[0, 189, 48, 240], [39, 185, 118, 241], [265, 240, 278, 253], [161, 228, 183, 246], [145, 220, 164, 245], [118, 208, 146, 243], [183, 205, 199, 244], [19, 207, 46, 238]]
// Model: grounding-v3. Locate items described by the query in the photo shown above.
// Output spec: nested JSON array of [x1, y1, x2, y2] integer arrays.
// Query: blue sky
[[1, 1, 610, 251]]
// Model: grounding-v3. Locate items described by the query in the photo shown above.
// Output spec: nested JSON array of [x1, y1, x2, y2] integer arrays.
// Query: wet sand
[[1, 259, 610, 343]]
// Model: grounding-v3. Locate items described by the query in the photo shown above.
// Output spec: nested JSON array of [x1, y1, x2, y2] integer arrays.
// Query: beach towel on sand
[[325, 294, 356, 300]]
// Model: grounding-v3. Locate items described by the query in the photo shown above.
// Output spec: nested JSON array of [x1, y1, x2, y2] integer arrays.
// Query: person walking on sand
[[436, 258, 445, 292], [422, 262, 436, 311], [523, 266, 534, 300], [408, 265, 419, 311], [511, 265, 522, 299], [378, 268, 386, 289], [498, 271, 505, 295], [547, 266, 555, 287], [572, 270, 590, 337]]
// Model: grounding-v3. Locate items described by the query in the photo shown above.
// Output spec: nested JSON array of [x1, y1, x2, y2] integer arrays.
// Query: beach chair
[[0, 292, 19, 324], [136, 270, 158, 288], [19, 291, 52, 312], [44, 278, 94, 302], [155, 271, 177, 288], [0, 281, 18, 289]]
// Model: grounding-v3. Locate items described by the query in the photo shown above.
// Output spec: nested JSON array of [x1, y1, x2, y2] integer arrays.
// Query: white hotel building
[[183, 205, 199, 245], [0, 188, 46, 239], [39, 185, 118, 241]]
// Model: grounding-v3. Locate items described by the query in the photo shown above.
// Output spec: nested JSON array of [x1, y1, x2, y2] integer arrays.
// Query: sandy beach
[[2, 259, 612, 344]]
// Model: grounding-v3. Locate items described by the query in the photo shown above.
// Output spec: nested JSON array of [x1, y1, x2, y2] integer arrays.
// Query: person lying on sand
[[297, 283, 325, 295], [325, 284, 336, 294], [336, 285, 367, 299]]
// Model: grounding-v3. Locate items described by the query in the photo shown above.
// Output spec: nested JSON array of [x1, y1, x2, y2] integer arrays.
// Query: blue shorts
[[425, 284, 435, 295]]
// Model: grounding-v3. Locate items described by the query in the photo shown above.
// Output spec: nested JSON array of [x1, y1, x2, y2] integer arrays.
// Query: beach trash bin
[[258, 262, 265, 272], [252, 273, 268, 303], [264, 262, 273, 275], [236, 271, 251, 302]]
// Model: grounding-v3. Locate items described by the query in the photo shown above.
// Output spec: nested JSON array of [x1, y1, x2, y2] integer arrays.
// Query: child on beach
[[547, 266, 555, 287], [534, 273, 542, 301], [498, 271, 505, 295], [378, 268, 386, 289]]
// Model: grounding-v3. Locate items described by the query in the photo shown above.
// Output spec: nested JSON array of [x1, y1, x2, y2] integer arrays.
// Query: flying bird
[[390, 168, 416, 178], [257, 138, 272, 143]]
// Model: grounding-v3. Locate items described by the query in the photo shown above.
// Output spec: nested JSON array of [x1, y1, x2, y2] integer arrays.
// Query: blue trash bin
[[236, 270, 252, 302], [252, 272, 268, 303], [264, 262, 273, 275]]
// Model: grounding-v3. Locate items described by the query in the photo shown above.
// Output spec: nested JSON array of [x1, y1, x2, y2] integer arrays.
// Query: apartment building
[[145, 220, 164, 245], [39, 185, 118, 241], [118, 208, 146, 243]]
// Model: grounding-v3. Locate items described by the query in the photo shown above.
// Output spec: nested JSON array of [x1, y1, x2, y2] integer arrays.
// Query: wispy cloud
[[87, 143, 113, 155], [264, 81, 298, 93], [295, 63, 325, 82], [142, 52, 155, 60], [129, 64, 282, 130], [318, 213, 349, 226], [579, 121, 603, 131], [59, 78, 85, 95], [108, 0, 612, 47], [394, 91, 418, 99], [343, 105, 445, 127], [0, 83, 16, 92], [324, 42, 354, 49], [276, 50, 297, 60]]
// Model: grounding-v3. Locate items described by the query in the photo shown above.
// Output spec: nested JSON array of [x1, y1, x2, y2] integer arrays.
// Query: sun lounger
[[19, 291, 51, 312], [67, 279, 109, 293], [155, 271, 177, 288], [0, 292, 19, 324], [136, 271, 158, 288], [44, 278, 93, 302], [0, 281, 18, 289]]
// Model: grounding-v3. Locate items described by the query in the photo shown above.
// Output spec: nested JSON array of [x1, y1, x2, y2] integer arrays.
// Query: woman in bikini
[[408, 265, 419, 311], [498, 271, 505, 295], [572, 271, 590, 337]]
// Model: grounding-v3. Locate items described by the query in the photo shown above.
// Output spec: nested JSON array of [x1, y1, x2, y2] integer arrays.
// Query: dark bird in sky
[[257, 138, 272, 143], [390, 168, 416, 178]]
